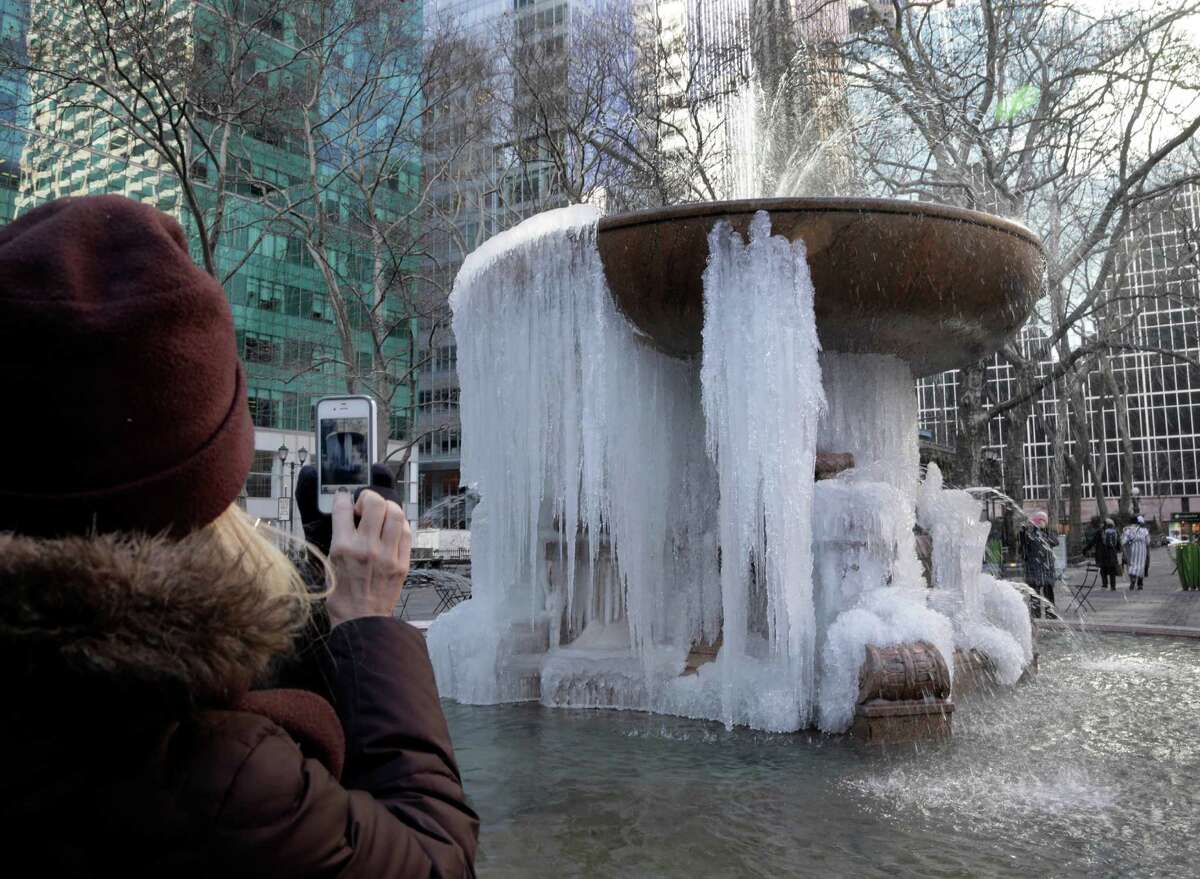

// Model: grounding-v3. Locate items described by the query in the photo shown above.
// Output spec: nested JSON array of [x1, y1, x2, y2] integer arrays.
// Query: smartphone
[[314, 395, 378, 514]]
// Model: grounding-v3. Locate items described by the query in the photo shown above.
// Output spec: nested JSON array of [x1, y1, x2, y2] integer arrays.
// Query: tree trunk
[[1001, 401, 1031, 551], [1099, 352, 1136, 521], [1047, 400, 1064, 535], [1067, 449, 1084, 559], [1051, 376, 1089, 558], [1066, 372, 1107, 519], [955, 361, 988, 486], [370, 224, 393, 459]]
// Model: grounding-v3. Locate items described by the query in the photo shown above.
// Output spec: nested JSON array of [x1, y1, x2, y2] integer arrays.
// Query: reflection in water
[[444, 633, 1200, 878]]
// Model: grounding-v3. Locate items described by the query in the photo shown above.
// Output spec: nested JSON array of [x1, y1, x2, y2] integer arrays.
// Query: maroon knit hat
[[0, 195, 254, 537]]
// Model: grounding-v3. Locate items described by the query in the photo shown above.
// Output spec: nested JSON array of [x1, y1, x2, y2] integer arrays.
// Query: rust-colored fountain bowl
[[596, 198, 1044, 377]]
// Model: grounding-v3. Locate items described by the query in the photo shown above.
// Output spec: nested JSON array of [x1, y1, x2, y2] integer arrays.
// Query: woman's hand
[[327, 488, 412, 628]]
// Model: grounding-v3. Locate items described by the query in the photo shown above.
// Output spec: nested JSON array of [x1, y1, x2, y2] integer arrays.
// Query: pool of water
[[443, 632, 1200, 878]]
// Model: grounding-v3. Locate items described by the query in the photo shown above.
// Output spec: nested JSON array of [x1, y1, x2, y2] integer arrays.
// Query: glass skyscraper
[[1, 0, 422, 526]]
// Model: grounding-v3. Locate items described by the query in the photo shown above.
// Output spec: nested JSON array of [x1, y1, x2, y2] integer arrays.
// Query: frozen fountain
[[427, 197, 1043, 740]]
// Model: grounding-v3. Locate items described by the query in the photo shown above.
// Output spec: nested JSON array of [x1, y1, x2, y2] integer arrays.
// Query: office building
[[3, 0, 422, 528], [918, 185, 1200, 525]]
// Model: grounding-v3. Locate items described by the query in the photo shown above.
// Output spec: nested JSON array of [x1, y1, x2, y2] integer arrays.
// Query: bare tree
[[251, 1, 492, 456], [5, 0, 494, 461], [829, 0, 1200, 545], [485, 0, 749, 217], [6, 0, 319, 281]]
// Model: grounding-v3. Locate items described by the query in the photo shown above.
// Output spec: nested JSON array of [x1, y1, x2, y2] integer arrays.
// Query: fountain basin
[[443, 633, 1200, 877], [597, 197, 1043, 375]]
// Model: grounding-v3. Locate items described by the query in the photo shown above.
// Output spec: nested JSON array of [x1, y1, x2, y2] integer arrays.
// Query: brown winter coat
[[0, 531, 478, 877]]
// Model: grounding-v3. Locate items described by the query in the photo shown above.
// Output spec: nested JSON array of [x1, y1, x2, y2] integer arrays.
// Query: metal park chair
[[1064, 565, 1098, 614], [396, 586, 419, 621], [433, 580, 470, 614]]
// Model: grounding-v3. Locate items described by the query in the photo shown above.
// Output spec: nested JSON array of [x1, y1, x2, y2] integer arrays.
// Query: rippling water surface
[[443, 633, 1200, 878]]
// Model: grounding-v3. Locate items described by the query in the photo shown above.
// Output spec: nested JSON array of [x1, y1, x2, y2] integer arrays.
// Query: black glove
[[269, 464, 401, 699], [295, 462, 401, 558]]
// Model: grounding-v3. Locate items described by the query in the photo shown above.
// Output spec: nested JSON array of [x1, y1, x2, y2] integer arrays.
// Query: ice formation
[[427, 206, 1034, 734], [699, 215, 824, 728]]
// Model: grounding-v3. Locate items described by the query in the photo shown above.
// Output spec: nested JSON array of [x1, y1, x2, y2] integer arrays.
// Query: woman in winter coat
[[0, 196, 478, 877], [1020, 512, 1059, 617], [1084, 517, 1123, 590], [1122, 515, 1152, 590]]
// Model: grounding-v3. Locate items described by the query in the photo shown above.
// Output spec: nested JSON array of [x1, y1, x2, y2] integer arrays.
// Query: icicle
[[698, 212, 824, 730]]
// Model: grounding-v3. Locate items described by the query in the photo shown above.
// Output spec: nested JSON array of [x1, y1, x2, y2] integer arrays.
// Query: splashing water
[[427, 207, 1033, 732]]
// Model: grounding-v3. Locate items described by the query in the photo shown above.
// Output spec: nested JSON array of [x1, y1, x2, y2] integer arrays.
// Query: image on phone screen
[[320, 417, 369, 494]]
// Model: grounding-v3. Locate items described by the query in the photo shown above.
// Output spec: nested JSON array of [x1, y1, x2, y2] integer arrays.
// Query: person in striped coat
[[1121, 516, 1151, 590]]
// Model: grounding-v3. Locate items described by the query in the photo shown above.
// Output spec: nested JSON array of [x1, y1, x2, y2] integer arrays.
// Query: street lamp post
[[293, 447, 308, 535], [1132, 486, 1141, 518], [276, 443, 309, 536], [277, 442, 289, 495]]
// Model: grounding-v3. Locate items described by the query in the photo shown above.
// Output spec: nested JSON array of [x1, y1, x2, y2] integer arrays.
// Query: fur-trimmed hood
[[0, 530, 304, 723]]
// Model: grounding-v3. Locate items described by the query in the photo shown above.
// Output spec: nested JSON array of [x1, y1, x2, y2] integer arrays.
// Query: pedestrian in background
[[1084, 517, 1123, 591], [1020, 511, 1059, 617], [1122, 515, 1151, 591]]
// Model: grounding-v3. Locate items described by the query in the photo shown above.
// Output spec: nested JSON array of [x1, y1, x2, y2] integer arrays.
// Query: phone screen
[[320, 416, 370, 494]]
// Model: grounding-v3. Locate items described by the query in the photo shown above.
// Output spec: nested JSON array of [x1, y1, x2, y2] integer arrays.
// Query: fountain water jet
[[427, 198, 1043, 738]]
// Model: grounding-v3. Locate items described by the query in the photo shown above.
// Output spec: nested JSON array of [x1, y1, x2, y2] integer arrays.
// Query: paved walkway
[[395, 549, 1200, 637], [399, 584, 445, 622], [1048, 545, 1200, 634]]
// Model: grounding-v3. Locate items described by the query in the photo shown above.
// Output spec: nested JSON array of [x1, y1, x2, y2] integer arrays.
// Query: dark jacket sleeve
[[325, 617, 479, 876], [181, 619, 477, 878]]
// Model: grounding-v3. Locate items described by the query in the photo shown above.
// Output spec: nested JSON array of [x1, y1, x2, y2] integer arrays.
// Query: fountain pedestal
[[851, 642, 953, 744]]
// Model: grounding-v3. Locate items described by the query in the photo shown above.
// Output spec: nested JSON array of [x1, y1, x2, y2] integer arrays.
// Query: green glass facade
[[2, 0, 419, 462], [0, 0, 26, 221]]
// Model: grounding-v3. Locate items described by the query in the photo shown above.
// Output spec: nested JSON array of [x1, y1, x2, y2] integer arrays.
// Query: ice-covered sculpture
[[428, 198, 1043, 737]]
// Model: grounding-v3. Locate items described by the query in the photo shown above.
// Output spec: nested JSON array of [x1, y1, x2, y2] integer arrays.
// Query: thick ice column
[[917, 463, 990, 622], [918, 463, 1031, 688], [817, 352, 920, 496], [813, 353, 924, 615], [428, 205, 721, 707], [700, 213, 824, 730], [812, 480, 920, 659], [811, 355, 958, 733]]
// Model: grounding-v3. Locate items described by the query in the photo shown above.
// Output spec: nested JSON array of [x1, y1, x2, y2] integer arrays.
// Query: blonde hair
[[202, 504, 330, 638]]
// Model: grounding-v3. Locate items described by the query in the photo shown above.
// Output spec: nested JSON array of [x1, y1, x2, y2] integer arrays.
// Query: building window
[[281, 284, 319, 319], [246, 450, 276, 498], [246, 275, 285, 311], [390, 408, 409, 440], [348, 300, 371, 331], [286, 235, 314, 268], [247, 387, 281, 427], [356, 351, 373, 376], [435, 344, 457, 373], [243, 332, 282, 364], [417, 428, 460, 456], [280, 391, 308, 431], [282, 338, 315, 370], [432, 387, 459, 410]]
